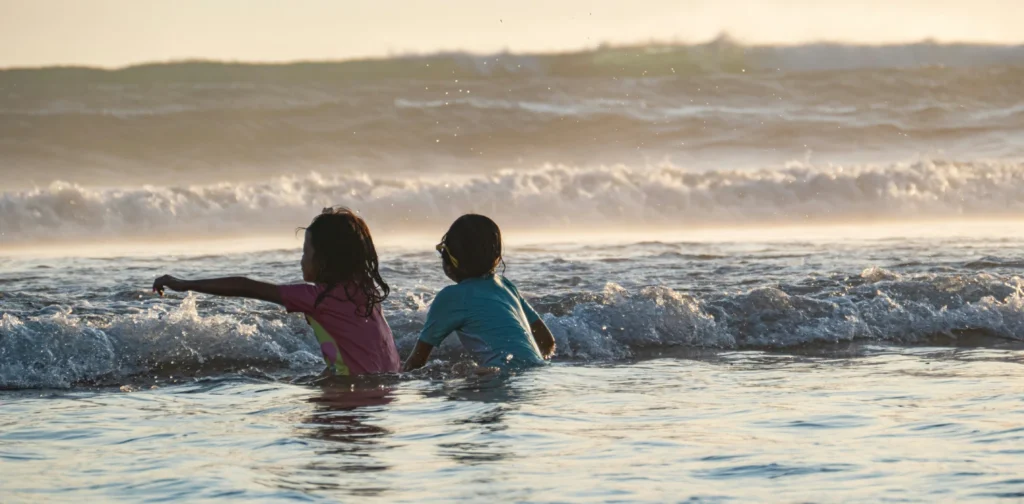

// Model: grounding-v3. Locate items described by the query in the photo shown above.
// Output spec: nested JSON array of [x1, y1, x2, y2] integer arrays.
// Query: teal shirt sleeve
[[502, 277, 541, 324], [419, 286, 466, 346]]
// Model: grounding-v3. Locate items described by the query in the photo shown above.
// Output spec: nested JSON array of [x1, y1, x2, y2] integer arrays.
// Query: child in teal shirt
[[402, 214, 556, 371]]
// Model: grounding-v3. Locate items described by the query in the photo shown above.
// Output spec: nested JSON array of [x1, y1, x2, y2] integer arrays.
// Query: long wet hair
[[301, 207, 389, 318], [439, 214, 505, 281]]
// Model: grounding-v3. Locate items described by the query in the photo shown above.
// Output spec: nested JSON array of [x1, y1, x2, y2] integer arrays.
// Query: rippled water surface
[[3, 350, 1024, 502]]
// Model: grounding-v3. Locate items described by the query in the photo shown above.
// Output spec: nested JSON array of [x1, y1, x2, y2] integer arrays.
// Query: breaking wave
[[3, 269, 1023, 389], [3, 160, 1024, 244]]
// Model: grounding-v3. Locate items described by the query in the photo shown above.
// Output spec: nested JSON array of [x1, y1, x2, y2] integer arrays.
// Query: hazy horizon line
[[4, 34, 1022, 71]]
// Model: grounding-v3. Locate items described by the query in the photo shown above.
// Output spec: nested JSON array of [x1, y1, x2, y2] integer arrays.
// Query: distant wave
[[3, 160, 1024, 245], [3, 47, 1022, 190]]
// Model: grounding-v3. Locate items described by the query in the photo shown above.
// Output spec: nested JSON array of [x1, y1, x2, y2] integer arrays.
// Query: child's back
[[153, 207, 400, 377], [420, 274, 544, 369], [402, 214, 556, 372], [280, 283, 400, 375]]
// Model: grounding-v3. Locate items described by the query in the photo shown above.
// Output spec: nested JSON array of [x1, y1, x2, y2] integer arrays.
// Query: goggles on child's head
[[435, 242, 460, 268]]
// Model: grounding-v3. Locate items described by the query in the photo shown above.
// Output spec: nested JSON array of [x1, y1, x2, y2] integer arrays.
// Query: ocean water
[[3, 40, 1024, 501]]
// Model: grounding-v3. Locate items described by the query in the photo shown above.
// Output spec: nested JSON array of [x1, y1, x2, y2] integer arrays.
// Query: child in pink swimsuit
[[152, 207, 400, 376]]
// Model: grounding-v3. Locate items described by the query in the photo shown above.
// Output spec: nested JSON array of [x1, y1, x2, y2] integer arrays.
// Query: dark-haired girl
[[403, 214, 556, 372], [152, 208, 400, 376]]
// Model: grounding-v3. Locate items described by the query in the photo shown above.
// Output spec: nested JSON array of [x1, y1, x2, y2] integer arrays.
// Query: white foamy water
[[5, 160, 1024, 244], [3, 234, 1024, 389]]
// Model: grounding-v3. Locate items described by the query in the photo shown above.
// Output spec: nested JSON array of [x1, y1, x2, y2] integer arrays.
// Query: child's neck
[[455, 272, 496, 283]]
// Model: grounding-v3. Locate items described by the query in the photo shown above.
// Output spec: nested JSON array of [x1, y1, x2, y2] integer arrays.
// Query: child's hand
[[152, 275, 188, 296]]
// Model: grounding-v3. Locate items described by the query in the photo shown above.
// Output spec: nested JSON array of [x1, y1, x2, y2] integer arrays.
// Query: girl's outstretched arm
[[402, 341, 434, 372], [530, 319, 556, 359], [152, 275, 283, 305]]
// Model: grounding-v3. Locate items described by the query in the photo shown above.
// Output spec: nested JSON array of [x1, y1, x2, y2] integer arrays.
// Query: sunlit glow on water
[[3, 351, 1023, 501]]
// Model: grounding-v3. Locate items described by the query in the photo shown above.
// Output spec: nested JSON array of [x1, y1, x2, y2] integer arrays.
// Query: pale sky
[[0, 0, 1020, 68]]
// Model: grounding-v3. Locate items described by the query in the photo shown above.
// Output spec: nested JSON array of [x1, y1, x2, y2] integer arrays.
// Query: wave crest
[[3, 160, 1024, 244], [3, 271, 1023, 389]]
